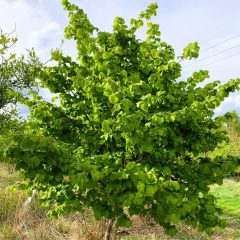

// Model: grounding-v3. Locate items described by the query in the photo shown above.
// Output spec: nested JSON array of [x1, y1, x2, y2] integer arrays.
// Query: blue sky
[[1, 0, 240, 115]]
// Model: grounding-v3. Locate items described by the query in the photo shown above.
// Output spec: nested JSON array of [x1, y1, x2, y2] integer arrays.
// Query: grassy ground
[[211, 179, 240, 219], [1, 163, 240, 240]]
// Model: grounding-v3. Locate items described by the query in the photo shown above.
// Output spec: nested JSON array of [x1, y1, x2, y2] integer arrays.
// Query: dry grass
[[0, 162, 109, 240], [0, 187, 103, 239]]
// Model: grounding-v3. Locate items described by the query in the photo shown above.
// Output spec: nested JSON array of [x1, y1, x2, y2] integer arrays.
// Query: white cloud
[[215, 93, 240, 115], [27, 21, 60, 47], [0, 0, 63, 60], [27, 21, 61, 58], [225, 95, 240, 107], [0, 0, 64, 109]]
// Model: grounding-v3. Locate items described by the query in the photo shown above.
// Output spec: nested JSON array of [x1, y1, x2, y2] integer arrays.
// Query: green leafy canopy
[[6, 0, 240, 235]]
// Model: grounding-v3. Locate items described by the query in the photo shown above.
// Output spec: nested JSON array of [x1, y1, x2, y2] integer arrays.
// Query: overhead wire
[[199, 51, 240, 68], [184, 43, 240, 68], [182, 51, 240, 74], [181, 32, 240, 73], [200, 33, 240, 53]]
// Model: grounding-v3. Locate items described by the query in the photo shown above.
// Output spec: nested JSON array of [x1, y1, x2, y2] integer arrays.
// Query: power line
[[201, 33, 240, 53], [183, 50, 240, 74], [185, 43, 240, 68], [201, 51, 240, 67]]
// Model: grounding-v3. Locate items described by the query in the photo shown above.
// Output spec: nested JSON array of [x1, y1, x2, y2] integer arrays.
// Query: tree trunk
[[104, 219, 114, 240], [23, 189, 37, 209]]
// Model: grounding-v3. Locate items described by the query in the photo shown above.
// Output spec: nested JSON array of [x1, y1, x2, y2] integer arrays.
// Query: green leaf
[[114, 46, 123, 55], [125, 162, 135, 171], [181, 41, 200, 60], [172, 181, 180, 190], [145, 185, 158, 197], [169, 213, 180, 224], [137, 181, 145, 192], [116, 215, 132, 228], [109, 94, 119, 104], [91, 171, 102, 181]]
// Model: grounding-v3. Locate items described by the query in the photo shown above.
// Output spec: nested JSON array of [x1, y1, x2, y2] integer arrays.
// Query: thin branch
[[5, 23, 16, 37]]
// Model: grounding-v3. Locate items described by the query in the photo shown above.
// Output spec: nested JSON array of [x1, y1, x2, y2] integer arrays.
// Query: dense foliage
[[6, 0, 240, 235]]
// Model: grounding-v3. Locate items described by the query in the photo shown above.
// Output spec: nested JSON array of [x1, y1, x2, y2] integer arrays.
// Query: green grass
[[211, 179, 240, 218]]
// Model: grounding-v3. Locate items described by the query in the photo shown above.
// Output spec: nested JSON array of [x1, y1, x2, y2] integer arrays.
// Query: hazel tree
[[7, 0, 240, 238]]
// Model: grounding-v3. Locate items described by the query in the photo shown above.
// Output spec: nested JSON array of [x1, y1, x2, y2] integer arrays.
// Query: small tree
[[0, 29, 41, 132], [224, 111, 240, 134], [7, 0, 240, 238], [0, 29, 41, 162], [0, 29, 18, 132]]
